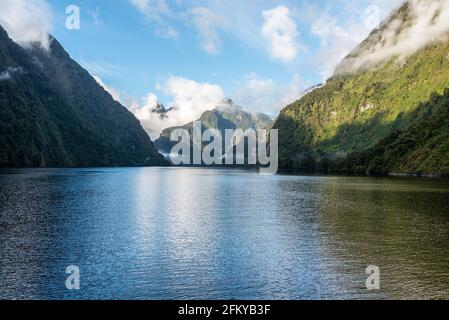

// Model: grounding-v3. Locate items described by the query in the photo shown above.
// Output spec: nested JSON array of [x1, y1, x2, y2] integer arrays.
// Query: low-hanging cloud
[[0, 67, 23, 81], [96, 74, 299, 139], [304, 0, 404, 80], [0, 0, 53, 50], [337, 0, 449, 74], [126, 76, 225, 139], [234, 73, 306, 116]]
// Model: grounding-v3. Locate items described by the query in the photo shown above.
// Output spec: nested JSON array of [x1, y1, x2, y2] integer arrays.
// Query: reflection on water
[[0, 168, 448, 299]]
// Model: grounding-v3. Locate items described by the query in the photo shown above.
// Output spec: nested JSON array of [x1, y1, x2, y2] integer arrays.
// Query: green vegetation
[[154, 102, 273, 155], [274, 5, 449, 175], [297, 89, 449, 175], [0, 26, 166, 167]]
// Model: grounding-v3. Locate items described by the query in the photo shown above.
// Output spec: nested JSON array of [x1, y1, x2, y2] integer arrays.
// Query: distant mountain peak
[[154, 103, 273, 155], [151, 102, 175, 119]]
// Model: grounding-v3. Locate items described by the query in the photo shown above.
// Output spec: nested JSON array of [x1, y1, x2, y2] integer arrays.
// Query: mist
[[336, 0, 449, 74], [0, 0, 52, 50]]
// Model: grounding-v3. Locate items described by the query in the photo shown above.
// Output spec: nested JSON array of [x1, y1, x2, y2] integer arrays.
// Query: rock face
[[0, 26, 166, 167], [154, 99, 273, 156], [273, 1, 449, 175]]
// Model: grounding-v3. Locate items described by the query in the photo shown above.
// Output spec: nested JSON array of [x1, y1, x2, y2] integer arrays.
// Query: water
[[0, 168, 448, 300]]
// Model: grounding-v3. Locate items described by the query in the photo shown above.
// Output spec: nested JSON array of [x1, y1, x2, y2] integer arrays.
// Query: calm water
[[0, 168, 449, 300]]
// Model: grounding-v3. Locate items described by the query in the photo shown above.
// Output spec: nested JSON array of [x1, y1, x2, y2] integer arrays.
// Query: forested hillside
[[274, 1, 449, 175], [0, 26, 166, 167]]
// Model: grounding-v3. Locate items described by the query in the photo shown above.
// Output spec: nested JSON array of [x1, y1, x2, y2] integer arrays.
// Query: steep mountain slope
[[273, 1, 449, 175], [154, 99, 273, 155], [0, 26, 166, 167], [336, 89, 449, 175]]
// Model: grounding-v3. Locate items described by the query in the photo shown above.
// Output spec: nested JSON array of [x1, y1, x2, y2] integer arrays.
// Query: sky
[[0, 0, 407, 138]]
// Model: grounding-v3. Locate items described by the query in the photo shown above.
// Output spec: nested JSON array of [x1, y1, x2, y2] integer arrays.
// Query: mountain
[[154, 99, 273, 156], [0, 26, 166, 167], [273, 1, 449, 175], [151, 102, 174, 120]]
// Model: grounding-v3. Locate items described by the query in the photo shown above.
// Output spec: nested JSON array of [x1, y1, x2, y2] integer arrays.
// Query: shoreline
[[1, 166, 448, 179], [277, 168, 449, 179], [387, 172, 448, 178]]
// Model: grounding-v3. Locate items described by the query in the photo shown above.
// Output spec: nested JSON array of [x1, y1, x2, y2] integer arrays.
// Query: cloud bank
[[0, 67, 23, 81], [303, 0, 404, 80], [97, 72, 304, 139], [123, 76, 225, 139], [0, 0, 53, 50], [337, 0, 449, 74], [234, 73, 306, 116]]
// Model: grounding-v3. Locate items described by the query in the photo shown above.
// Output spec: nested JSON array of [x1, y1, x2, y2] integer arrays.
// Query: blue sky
[[0, 0, 405, 137], [49, 0, 309, 104], [47, 0, 401, 104]]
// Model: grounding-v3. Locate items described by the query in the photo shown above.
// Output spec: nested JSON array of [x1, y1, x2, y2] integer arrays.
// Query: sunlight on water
[[0, 168, 448, 299]]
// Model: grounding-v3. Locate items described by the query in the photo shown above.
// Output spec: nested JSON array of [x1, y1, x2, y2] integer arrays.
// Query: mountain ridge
[[154, 100, 273, 156], [0, 25, 166, 167], [273, 0, 449, 175]]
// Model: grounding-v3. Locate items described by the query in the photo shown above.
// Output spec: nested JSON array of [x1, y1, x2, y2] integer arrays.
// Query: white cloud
[[310, 13, 368, 80], [163, 76, 225, 116], [128, 1, 294, 57], [93, 76, 121, 102], [128, 76, 225, 139], [234, 73, 306, 116], [188, 7, 228, 55], [130, 0, 171, 19], [155, 26, 178, 39], [129, 0, 179, 41], [131, 0, 150, 12], [305, 0, 404, 80], [0, 0, 53, 50], [92, 77, 166, 140], [337, 0, 449, 74], [91, 73, 300, 138], [261, 6, 302, 63], [127, 93, 163, 139], [79, 59, 124, 77]]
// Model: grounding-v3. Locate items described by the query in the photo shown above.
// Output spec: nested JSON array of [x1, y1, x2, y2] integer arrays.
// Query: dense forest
[[0, 26, 166, 167]]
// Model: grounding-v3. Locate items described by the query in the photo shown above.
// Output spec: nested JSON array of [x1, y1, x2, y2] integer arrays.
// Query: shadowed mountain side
[[0, 26, 166, 167]]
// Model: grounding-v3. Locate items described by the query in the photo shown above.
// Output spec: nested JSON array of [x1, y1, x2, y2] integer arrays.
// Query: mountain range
[[1, 0, 448, 175], [154, 99, 273, 157]]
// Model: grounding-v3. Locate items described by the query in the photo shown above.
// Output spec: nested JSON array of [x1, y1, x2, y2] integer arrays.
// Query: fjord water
[[0, 168, 448, 300]]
